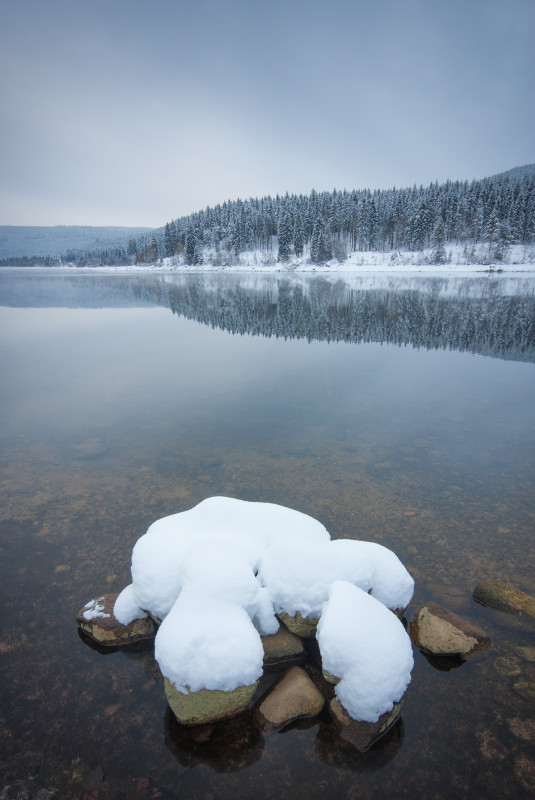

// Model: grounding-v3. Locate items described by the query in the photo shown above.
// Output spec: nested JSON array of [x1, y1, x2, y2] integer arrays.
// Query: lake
[[0, 269, 534, 799]]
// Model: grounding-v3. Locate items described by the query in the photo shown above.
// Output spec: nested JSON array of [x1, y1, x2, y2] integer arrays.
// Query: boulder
[[410, 602, 490, 659], [473, 580, 535, 619], [261, 627, 305, 669], [164, 677, 258, 725], [330, 697, 403, 752], [76, 593, 154, 647], [277, 611, 319, 638], [256, 666, 325, 732]]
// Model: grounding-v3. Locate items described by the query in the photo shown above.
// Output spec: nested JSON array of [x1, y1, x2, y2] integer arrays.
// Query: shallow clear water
[[0, 270, 534, 799]]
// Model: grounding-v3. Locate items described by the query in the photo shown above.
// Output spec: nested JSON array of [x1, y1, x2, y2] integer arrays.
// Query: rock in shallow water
[[409, 602, 490, 659], [473, 580, 535, 618], [256, 666, 325, 732], [261, 627, 305, 669], [75, 593, 155, 646], [164, 677, 258, 725], [330, 697, 403, 752]]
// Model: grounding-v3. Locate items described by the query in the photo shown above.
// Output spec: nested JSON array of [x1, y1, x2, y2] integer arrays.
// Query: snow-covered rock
[[125, 496, 330, 621], [105, 496, 415, 726], [317, 581, 414, 723], [155, 586, 264, 695], [76, 593, 154, 647]]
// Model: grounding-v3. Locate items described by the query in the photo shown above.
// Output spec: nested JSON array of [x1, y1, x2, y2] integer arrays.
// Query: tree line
[[123, 165, 535, 267], [1, 166, 533, 268]]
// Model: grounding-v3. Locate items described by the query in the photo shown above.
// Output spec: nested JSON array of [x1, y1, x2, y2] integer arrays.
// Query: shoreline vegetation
[[1, 241, 534, 275], [1, 165, 534, 272]]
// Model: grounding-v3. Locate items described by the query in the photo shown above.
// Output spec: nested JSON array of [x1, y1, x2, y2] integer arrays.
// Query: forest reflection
[[2, 271, 534, 362]]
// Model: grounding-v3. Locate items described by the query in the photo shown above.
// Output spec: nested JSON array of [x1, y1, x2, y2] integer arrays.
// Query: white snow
[[83, 597, 110, 621], [258, 537, 413, 618], [317, 581, 414, 722], [154, 585, 264, 693], [12, 242, 535, 276], [116, 496, 415, 705], [113, 583, 148, 625], [129, 496, 330, 620]]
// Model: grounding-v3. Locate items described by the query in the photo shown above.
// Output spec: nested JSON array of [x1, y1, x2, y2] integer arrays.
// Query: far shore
[[2, 262, 535, 277], [2, 243, 535, 277]]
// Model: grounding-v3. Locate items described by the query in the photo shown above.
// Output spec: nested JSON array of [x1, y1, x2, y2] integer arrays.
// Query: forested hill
[[0, 225, 154, 262], [2, 165, 534, 267], [117, 164, 535, 267]]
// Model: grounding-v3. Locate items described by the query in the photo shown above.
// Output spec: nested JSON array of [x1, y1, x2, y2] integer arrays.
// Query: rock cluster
[[76, 594, 407, 750]]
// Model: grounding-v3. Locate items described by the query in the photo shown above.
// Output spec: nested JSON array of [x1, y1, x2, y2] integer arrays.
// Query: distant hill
[[0, 225, 154, 259], [495, 164, 535, 180]]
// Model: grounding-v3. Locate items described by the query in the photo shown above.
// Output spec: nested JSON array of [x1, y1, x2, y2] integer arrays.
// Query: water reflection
[[164, 707, 265, 773], [2, 270, 534, 361], [315, 716, 404, 772]]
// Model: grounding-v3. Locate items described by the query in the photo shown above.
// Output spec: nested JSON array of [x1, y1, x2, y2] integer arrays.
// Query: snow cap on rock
[[317, 580, 414, 722]]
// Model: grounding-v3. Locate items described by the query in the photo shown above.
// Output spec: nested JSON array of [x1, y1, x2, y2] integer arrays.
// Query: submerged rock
[[164, 676, 258, 725], [256, 666, 325, 732], [330, 697, 403, 752], [261, 627, 305, 669], [507, 717, 535, 742], [277, 611, 319, 638], [409, 602, 490, 659], [513, 679, 535, 701], [514, 645, 535, 662], [76, 593, 155, 647], [472, 580, 535, 618]]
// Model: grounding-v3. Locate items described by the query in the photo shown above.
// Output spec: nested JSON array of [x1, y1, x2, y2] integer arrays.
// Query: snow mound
[[317, 581, 414, 722], [113, 583, 148, 626], [128, 496, 330, 620], [155, 585, 264, 693], [114, 496, 414, 703], [259, 536, 413, 619]]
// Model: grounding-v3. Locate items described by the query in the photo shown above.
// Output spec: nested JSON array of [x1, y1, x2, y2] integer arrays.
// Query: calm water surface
[[0, 270, 534, 799]]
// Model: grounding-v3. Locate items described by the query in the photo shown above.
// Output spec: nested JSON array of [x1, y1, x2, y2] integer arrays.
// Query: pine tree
[[293, 214, 305, 258], [485, 207, 500, 255], [431, 219, 447, 264], [277, 211, 292, 262], [185, 226, 202, 265]]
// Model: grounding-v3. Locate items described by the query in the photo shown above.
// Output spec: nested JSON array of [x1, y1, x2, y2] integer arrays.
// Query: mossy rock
[[261, 627, 305, 668], [76, 593, 155, 647], [164, 677, 258, 725], [277, 611, 319, 638], [473, 581, 535, 619], [330, 697, 403, 752]]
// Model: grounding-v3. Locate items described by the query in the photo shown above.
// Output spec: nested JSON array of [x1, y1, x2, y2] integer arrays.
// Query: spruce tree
[[277, 212, 292, 262]]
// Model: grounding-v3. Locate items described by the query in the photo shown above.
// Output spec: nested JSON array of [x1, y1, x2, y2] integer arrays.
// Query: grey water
[[0, 269, 534, 799]]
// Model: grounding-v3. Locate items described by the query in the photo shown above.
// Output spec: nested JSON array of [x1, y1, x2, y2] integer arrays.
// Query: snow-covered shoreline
[[3, 243, 534, 277]]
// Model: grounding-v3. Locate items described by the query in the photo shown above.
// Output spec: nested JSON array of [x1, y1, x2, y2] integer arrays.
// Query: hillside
[[1, 165, 534, 267], [141, 164, 535, 268], [0, 225, 154, 260]]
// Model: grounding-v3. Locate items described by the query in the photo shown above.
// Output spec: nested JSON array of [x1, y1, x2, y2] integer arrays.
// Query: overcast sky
[[1, 0, 534, 227]]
